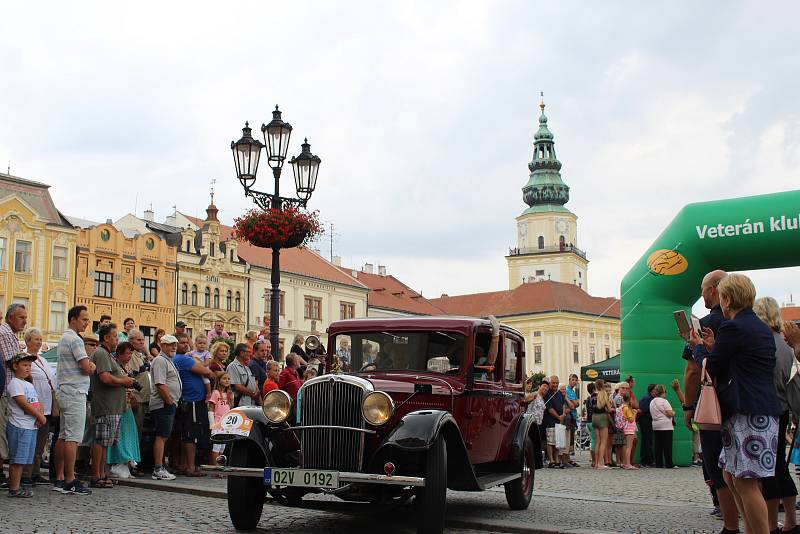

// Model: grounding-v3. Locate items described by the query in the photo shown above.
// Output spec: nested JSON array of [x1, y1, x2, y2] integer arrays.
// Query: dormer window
[[209, 242, 215, 257]]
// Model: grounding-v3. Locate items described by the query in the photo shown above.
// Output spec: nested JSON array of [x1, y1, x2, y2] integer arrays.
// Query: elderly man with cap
[[149, 334, 182, 481]]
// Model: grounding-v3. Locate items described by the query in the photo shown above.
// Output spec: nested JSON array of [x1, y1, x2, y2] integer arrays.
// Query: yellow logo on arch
[[646, 249, 688, 276], [586, 369, 599, 379]]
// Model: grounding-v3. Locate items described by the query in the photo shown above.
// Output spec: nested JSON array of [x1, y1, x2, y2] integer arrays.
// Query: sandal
[[90, 478, 114, 488], [547, 462, 557, 468], [569, 461, 579, 467]]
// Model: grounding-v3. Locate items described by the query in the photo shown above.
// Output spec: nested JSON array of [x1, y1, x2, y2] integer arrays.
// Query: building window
[[185, 239, 191, 252], [572, 330, 578, 337], [589, 332, 595, 339], [94, 271, 113, 298], [604, 334, 610, 340], [559, 235, 566, 249], [14, 240, 32, 273], [590, 346, 596, 364], [537, 236, 544, 249], [533, 331, 541, 337], [573, 344, 579, 364], [213, 288, 220, 308], [204, 287, 211, 308], [265, 291, 285, 316], [235, 291, 241, 312], [140, 278, 157, 303], [304, 296, 322, 320], [340, 302, 355, 320], [50, 301, 66, 332], [51, 245, 68, 279], [605, 346, 611, 358], [535, 269, 545, 276], [534, 345, 542, 364], [181, 283, 188, 305], [191, 285, 198, 306], [226, 290, 232, 311], [0, 237, 6, 270]]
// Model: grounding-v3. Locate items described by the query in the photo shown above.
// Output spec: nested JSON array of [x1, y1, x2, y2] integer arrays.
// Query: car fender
[[510, 413, 543, 469], [211, 406, 288, 465], [376, 409, 480, 491]]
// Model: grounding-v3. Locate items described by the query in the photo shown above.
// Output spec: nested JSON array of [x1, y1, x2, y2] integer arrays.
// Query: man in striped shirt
[[53, 305, 95, 495], [0, 303, 28, 490]]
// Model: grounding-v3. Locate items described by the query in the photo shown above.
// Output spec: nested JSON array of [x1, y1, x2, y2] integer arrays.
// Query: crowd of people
[[524, 270, 800, 534], [0, 304, 326, 498]]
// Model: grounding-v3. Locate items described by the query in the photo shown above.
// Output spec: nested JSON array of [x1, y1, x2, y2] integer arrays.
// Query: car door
[[496, 333, 525, 461], [465, 327, 505, 464]]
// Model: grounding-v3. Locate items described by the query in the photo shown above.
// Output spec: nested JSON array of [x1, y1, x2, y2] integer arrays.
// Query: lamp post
[[231, 106, 321, 361]]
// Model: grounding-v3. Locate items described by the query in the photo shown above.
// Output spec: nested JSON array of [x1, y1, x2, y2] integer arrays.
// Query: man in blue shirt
[[542, 375, 566, 468], [173, 333, 213, 476], [565, 374, 580, 466]]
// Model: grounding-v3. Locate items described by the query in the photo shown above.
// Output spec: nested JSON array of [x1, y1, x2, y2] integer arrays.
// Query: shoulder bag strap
[[34, 358, 56, 393]]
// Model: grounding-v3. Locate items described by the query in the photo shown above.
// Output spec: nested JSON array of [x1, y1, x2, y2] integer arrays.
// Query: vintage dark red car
[[206, 316, 541, 534]]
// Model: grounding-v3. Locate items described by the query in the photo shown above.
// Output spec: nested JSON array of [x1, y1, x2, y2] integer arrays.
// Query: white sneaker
[[151, 467, 176, 481], [109, 463, 131, 479]]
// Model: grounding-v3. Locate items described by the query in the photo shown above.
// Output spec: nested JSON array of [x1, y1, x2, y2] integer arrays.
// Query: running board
[[474, 472, 520, 490]]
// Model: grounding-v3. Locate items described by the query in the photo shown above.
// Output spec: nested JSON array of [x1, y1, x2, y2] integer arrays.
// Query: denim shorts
[[6, 424, 37, 465], [151, 405, 176, 438]]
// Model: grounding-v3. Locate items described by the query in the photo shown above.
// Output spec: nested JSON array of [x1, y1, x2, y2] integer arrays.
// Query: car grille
[[300, 377, 366, 472]]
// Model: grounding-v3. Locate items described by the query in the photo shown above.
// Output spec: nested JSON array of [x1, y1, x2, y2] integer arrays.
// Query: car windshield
[[331, 331, 465, 375]]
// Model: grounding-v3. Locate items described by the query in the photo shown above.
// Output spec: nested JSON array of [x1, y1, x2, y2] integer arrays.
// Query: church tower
[[506, 95, 589, 291]]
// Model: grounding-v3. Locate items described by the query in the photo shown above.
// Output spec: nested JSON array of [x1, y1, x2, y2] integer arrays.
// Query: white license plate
[[263, 468, 339, 489]]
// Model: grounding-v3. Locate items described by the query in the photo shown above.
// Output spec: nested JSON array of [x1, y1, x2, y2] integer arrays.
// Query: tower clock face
[[555, 218, 569, 233]]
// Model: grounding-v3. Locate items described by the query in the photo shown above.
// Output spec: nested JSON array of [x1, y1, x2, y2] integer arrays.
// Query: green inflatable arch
[[620, 189, 800, 465]]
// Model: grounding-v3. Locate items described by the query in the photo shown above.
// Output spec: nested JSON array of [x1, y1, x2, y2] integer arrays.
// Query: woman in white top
[[22, 327, 57, 485], [649, 384, 676, 469]]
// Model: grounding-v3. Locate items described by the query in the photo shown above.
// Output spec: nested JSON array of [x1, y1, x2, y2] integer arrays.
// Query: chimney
[[165, 214, 177, 226], [440, 294, 449, 298], [332, 255, 342, 266], [378, 265, 386, 276], [351, 270, 358, 278], [143, 208, 154, 222], [105, 219, 113, 224], [363, 263, 374, 274]]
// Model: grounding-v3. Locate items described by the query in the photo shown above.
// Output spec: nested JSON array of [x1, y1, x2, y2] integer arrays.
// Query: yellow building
[[432, 99, 620, 383], [73, 220, 177, 343], [0, 173, 78, 343]]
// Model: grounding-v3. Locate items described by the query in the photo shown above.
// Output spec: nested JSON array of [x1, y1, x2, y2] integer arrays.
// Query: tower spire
[[521, 94, 571, 215]]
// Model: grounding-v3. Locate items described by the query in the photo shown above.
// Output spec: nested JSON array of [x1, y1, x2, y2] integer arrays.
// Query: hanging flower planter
[[232, 206, 322, 249]]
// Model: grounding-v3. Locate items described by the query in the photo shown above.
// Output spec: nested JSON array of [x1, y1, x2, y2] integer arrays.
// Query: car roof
[[328, 315, 523, 338]]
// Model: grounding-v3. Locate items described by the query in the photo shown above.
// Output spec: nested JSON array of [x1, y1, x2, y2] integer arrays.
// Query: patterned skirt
[[719, 413, 778, 479]]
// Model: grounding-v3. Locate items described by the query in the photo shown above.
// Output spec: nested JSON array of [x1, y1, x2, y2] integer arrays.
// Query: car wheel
[[416, 434, 447, 534], [227, 442, 267, 531], [504, 436, 534, 510]]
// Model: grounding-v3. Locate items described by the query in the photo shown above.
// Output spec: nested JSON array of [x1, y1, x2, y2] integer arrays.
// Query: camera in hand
[[126, 372, 143, 391]]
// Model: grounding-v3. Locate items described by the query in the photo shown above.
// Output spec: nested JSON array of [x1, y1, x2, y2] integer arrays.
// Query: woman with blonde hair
[[209, 341, 230, 379], [695, 274, 782, 534], [592, 379, 612, 470], [753, 296, 798, 533], [21, 328, 57, 486]]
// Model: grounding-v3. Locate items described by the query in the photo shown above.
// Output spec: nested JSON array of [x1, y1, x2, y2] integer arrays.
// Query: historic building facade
[[73, 221, 177, 342], [0, 173, 78, 343], [432, 99, 620, 382], [118, 201, 249, 342]]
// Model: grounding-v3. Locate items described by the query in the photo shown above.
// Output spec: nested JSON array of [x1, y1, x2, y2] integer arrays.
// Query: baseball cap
[[7, 353, 37, 366], [161, 334, 179, 344]]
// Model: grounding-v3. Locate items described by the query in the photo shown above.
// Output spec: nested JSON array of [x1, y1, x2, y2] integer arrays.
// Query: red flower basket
[[232, 207, 322, 249]]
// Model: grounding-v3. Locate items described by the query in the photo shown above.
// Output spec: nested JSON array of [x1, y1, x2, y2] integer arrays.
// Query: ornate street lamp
[[231, 106, 321, 361]]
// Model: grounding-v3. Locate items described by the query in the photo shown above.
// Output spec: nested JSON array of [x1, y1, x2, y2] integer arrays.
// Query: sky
[[2, 2, 800, 309]]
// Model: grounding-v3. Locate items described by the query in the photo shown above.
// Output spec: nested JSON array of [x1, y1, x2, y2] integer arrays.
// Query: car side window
[[474, 328, 501, 383], [504, 337, 522, 384]]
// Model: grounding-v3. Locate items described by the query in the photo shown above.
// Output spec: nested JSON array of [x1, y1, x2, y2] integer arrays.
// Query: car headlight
[[362, 391, 395, 426], [262, 390, 292, 423]]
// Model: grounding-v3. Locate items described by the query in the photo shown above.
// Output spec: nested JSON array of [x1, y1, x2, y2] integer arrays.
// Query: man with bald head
[[681, 270, 738, 530]]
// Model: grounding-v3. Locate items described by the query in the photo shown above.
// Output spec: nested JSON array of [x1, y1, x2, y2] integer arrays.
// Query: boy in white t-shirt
[[6, 353, 46, 498]]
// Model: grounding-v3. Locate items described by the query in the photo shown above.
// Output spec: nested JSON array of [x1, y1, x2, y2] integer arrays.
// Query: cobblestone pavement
[[3, 452, 798, 534]]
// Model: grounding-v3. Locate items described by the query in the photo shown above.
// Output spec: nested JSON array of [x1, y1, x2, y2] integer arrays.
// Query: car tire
[[227, 442, 267, 531], [416, 434, 447, 534], [504, 436, 534, 510]]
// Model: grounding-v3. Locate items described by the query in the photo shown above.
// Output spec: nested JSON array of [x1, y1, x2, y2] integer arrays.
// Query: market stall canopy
[[581, 354, 620, 383]]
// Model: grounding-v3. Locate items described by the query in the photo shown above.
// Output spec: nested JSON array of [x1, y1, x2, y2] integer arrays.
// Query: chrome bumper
[[199, 465, 425, 487]]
